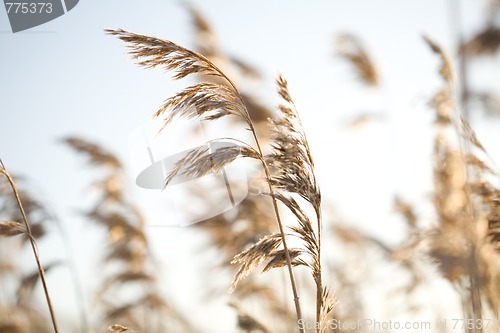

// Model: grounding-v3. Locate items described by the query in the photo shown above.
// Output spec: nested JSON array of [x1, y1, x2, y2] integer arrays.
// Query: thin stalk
[[193, 55, 305, 332], [257, 151, 305, 333], [315, 276, 322, 331], [0, 162, 60, 333], [468, 246, 483, 333], [438, 5, 483, 324], [315, 209, 322, 332], [241, 109, 305, 332]]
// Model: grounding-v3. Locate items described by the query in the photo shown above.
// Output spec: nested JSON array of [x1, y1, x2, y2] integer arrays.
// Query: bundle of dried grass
[[425, 35, 484, 326], [64, 138, 191, 332], [331, 34, 500, 329], [458, 116, 500, 317], [424, 35, 500, 328], [187, 11, 287, 323], [264, 75, 334, 330], [106, 28, 333, 333]]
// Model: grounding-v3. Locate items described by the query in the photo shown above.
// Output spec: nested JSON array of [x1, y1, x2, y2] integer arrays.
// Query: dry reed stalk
[[106, 28, 335, 332], [458, 116, 500, 318], [188, 5, 273, 267], [0, 173, 89, 333], [424, 35, 482, 329], [0, 161, 59, 333], [329, 35, 499, 325], [264, 75, 334, 330], [105, 27, 304, 331], [186, 14, 282, 321], [0, 173, 56, 333], [424, 34, 500, 330]]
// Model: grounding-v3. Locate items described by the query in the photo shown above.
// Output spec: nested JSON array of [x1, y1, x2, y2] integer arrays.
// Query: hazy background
[[1, 1, 499, 332]]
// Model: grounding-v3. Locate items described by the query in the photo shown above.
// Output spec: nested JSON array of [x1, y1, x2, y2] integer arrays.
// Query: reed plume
[[186, 8, 295, 327], [424, 34, 500, 330], [64, 137, 191, 332], [106, 27, 334, 332], [336, 34, 378, 87]]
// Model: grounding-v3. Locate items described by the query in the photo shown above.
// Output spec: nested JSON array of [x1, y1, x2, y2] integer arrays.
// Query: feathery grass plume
[[0, 220, 26, 236], [457, 116, 500, 316], [424, 35, 500, 328], [155, 82, 250, 126], [336, 34, 378, 86], [231, 232, 288, 287], [253, 75, 332, 331], [165, 142, 260, 186], [423, 35, 455, 89], [0, 162, 60, 333], [64, 138, 191, 332], [424, 34, 481, 324], [105, 29, 223, 80], [106, 28, 335, 332], [187, 9, 290, 324]]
